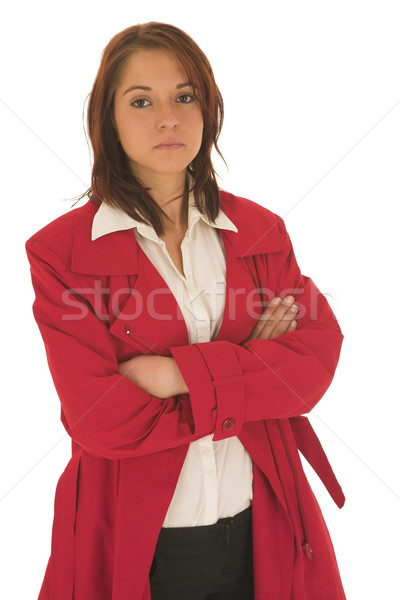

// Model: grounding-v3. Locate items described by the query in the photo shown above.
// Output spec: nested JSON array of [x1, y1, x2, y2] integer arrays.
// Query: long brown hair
[[81, 22, 227, 236]]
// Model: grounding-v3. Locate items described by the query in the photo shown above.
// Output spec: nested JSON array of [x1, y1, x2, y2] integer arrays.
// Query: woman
[[25, 22, 347, 600]]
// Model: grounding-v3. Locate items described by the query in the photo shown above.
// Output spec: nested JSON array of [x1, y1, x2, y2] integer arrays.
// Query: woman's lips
[[155, 143, 184, 151]]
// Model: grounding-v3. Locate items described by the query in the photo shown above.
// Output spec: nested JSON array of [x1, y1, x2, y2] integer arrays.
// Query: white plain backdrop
[[1, 1, 399, 598]]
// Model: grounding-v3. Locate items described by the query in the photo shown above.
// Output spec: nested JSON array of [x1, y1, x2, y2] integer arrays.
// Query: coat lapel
[[69, 192, 289, 354]]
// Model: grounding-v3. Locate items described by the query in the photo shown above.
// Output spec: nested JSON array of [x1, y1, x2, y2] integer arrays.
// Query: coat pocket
[[122, 324, 159, 354]]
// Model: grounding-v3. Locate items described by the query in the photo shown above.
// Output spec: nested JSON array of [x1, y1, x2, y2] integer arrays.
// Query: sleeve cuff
[[169, 344, 217, 436], [170, 341, 246, 442]]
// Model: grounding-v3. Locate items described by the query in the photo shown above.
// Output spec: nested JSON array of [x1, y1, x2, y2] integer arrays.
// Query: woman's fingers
[[248, 296, 298, 341]]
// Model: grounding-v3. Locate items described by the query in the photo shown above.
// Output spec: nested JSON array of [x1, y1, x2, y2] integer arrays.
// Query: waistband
[[158, 504, 252, 541]]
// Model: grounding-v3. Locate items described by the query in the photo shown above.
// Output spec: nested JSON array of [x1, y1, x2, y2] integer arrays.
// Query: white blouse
[[91, 187, 253, 527]]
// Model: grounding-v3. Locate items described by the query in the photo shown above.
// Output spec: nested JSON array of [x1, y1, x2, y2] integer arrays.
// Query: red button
[[222, 418, 236, 432]]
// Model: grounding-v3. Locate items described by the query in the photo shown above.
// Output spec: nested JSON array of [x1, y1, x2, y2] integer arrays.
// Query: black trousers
[[149, 504, 254, 600]]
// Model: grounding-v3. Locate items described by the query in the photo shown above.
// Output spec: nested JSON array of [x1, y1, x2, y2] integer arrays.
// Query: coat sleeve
[[168, 215, 344, 442], [25, 238, 217, 460]]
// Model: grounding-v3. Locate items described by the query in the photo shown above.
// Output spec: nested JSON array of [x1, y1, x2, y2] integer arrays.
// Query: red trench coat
[[25, 190, 346, 600]]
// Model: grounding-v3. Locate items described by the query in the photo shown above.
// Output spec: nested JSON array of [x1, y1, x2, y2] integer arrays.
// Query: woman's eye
[[177, 94, 195, 103], [131, 98, 151, 108]]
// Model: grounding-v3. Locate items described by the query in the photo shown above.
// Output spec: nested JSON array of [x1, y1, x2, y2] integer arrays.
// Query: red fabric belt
[[289, 416, 345, 509]]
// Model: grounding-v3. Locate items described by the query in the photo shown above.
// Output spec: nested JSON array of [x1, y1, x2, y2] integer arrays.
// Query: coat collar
[[71, 190, 288, 275]]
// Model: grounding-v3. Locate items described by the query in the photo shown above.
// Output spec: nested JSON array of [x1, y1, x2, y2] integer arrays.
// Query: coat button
[[222, 418, 236, 432]]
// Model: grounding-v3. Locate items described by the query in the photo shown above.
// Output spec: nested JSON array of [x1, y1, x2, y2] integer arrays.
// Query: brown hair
[[80, 21, 227, 236]]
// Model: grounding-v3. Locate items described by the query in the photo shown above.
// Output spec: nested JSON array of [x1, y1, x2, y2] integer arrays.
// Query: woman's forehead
[[118, 49, 188, 84]]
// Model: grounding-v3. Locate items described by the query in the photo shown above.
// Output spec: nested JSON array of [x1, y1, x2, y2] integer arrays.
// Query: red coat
[[25, 190, 347, 599]]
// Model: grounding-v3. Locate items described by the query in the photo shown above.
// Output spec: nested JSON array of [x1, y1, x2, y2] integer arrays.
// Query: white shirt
[[91, 186, 253, 527]]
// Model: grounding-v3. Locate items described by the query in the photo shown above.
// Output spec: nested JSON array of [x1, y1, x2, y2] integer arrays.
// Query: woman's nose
[[156, 102, 179, 129]]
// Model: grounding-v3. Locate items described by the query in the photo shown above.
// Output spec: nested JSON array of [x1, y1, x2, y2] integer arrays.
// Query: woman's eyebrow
[[122, 81, 195, 96]]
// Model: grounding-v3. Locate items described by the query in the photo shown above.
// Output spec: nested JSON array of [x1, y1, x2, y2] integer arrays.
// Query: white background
[[1, 1, 399, 598]]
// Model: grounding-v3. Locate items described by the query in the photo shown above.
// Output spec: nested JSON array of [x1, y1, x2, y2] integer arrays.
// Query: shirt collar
[[91, 185, 238, 242]]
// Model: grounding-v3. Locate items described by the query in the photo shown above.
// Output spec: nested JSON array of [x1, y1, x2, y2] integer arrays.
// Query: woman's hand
[[247, 295, 298, 341]]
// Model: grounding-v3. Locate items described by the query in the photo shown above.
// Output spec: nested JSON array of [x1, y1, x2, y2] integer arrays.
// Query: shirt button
[[222, 418, 236, 432]]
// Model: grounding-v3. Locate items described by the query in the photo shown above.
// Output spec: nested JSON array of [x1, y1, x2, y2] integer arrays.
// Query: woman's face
[[113, 49, 204, 184]]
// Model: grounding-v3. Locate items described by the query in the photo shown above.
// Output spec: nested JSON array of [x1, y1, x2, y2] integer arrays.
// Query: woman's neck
[[145, 172, 190, 232]]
